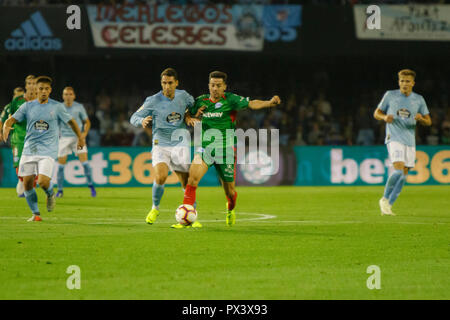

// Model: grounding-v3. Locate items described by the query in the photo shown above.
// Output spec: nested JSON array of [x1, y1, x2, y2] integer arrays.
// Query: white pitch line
[[0, 212, 277, 225]]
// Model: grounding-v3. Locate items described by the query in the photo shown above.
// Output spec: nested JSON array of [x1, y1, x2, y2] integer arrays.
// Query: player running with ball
[[130, 68, 200, 226], [2, 76, 85, 222], [179, 71, 281, 228], [374, 69, 431, 216]]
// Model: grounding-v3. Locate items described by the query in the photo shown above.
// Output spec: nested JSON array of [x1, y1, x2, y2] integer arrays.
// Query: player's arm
[[374, 108, 393, 123], [0, 104, 11, 141], [80, 106, 91, 139], [415, 113, 432, 126], [184, 93, 200, 126], [130, 101, 153, 129], [248, 96, 281, 110], [184, 110, 199, 127], [415, 97, 432, 126], [2, 115, 17, 142], [67, 118, 86, 149], [81, 118, 91, 139]]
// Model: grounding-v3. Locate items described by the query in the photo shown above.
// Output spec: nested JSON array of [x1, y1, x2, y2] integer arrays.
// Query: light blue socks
[[152, 182, 165, 209], [383, 169, 406, 205], [24, 189, 39, 214]]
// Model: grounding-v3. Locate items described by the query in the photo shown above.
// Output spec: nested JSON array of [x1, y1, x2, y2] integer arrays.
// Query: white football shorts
[[387, 141, 416, 168], [18, 155, 55, 178], [58, 136, 88, 158], [151, 145, 191, 172]]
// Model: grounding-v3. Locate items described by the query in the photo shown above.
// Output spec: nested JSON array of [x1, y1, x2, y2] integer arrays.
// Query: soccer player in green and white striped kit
[[0, 75, 36, 197], [180, 71, 281, 228]]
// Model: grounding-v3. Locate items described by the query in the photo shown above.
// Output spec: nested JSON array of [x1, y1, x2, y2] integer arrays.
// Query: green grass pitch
[[0, 186, 449, 300]]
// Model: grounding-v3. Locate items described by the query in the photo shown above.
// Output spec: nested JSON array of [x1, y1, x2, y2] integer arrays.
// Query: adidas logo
[[4, 11, 62, 51]]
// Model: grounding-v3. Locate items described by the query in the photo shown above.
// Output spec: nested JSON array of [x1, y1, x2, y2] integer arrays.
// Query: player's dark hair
[[161, 68, 178, 80], [64, 86, 76, 94], [398, 69, 416, 79], [14, 87, 24, 94], [24, 75, 35, 84], [209, 71, 227, 84], [35, 76, 52, 86]]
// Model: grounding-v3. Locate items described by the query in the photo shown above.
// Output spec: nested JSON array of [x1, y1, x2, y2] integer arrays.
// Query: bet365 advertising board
[[1, 146, 448, 188]]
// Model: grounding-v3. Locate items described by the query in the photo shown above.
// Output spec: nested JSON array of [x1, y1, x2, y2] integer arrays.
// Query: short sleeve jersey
[[130, 89, 194, 147], [189, 92, 250, 149], [59, 101, 88, 137], [377, 90, 429, 147], [12, 98, 73, 159]]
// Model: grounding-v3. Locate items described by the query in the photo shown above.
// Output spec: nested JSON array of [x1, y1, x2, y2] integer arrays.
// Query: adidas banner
[[0, 7, 88, 54]]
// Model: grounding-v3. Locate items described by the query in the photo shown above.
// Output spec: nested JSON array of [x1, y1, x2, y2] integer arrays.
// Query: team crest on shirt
[[215, 102, 223, 109], [166, 112, 182, 124], [397, 108, 411, 119], [34, 120, 49, 131]]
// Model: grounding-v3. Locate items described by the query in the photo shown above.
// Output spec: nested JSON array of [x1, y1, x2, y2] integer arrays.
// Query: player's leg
[[56, 137, 72, 197], [56, 155, 67, 197], [215, 162, 238, 226], [19, 156, 41, 221], [12, 144, 25, 197], [153, 162, 169, 210], [380, 142, 406, 215], [37, 157, 56, 212], [145, 146, 170, 224], [387, 145, 415, 209], [78, 151, 96, 197], [183, 154, 209, 206]]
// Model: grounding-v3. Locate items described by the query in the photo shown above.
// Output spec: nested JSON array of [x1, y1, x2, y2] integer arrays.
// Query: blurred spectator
[[441, 119, 450, 144], [86, 106, 101, 147], [307, 122, 323, 145], [355, 104, 375, 145], [426, 127, 440, 145], [294, 125, 306, 146]]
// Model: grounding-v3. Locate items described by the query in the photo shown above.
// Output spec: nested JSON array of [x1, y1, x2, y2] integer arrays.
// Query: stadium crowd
[[1, 55, 448, 148]]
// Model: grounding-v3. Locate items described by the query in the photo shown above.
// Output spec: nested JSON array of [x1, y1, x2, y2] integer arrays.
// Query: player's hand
[[142, 116, 152, 128], [77, 137, 86, 150], [384, 115, 394, 123], [269, 95, 281, 107], [2, 125, 12, 142], [194, 106, 206, 118], [415, 113, 424, 122], [184, 113, 200, 127]]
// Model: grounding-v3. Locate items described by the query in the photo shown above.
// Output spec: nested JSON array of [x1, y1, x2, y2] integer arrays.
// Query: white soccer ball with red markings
[[175, 204, 197, 225]]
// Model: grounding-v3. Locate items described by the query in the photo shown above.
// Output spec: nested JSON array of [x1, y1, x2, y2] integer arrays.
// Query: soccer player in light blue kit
[[56, 87, 96, 198], [2, 76, 85, 222], [374, 69, 432, 215], [130, 68, 200, 227]]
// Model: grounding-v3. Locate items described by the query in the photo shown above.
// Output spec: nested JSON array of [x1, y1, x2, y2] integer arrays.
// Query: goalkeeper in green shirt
[[178, 71, 281, 228], [0, 75, 36, 196]]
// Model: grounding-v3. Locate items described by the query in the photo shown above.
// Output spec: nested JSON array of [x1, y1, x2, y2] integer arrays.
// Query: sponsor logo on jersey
[[397, 108, 411, 119], [4, 11, 62, 51], [166, 112, 182, 123], [215, 102, 223, 109], [34, 120, 49, 131], [203, 112, 223, 118]]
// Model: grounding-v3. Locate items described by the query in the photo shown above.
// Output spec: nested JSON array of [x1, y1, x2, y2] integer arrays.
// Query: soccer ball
[[175, 204, 197, 225]]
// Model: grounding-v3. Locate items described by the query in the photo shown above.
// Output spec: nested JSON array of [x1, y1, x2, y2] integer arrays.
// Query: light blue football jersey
[[59, 101, 88, 137], [130, 89, 194, 147], [12, 98, 73, 159], [377, 90, 429, 147]]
